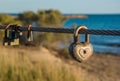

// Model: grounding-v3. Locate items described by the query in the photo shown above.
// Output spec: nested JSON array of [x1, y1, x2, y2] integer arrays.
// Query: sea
[[63, 14, 120, 54]]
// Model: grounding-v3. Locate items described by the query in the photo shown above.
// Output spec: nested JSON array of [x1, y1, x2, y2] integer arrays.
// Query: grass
[[0, 44, 120, 81], [0, 45, 86, 81]]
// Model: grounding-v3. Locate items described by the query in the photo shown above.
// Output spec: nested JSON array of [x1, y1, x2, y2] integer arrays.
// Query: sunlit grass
[[0, 46, 85, 81]]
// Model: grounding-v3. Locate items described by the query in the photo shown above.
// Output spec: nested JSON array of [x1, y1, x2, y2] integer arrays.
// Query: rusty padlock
[[69, 26, 93, 62]]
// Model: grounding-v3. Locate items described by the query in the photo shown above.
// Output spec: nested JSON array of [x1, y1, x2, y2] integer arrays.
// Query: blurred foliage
[[18, 11, 37, 25], [0, 14, 22, 25], [35, 9, 70, 47], [18, 9, 67, 27], [0, 9, 71, 47], [37, 9, 67, 27], [34, 32, 71, 47]]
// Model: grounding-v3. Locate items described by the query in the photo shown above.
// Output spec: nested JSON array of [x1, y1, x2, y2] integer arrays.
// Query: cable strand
[[0, 25, 120, 36]]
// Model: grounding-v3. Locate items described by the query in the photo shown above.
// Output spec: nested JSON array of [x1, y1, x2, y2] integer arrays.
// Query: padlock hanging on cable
[[69, 26, 93, 62], [27, 24, 33, 42], [3, 24, 22, 46]]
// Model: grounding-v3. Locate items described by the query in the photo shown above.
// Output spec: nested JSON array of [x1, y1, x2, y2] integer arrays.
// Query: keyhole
[[83, 50, 86, 54]]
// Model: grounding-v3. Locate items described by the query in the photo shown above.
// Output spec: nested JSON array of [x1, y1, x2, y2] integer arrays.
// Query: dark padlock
[[69, 26, 93, 62]]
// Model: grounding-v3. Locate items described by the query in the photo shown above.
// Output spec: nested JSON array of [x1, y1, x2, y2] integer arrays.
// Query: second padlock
[[69, 26, 93, 62]]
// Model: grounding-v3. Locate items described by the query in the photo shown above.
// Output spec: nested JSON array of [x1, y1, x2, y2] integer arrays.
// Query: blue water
[[63, 14, 120, 54]]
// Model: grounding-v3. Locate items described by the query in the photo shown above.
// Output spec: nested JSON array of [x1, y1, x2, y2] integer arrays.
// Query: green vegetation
[[0, 14, 22, 25], [37, 9, 66, 27], [18, 9, 66, 26], [18, 11, 37, 25]]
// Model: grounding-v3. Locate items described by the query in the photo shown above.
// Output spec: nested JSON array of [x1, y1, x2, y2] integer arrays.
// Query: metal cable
[[0, 25, 120, 36]]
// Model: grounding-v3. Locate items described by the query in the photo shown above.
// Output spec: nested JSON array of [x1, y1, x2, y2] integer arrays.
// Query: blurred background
[[0, 0, 120, 81]]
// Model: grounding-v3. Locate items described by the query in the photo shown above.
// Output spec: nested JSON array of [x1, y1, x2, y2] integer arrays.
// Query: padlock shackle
[[74, 26, 89, 44], [4, 24, 12, 38], [5, 24, 21, 32], [4, 24, 22, 38]]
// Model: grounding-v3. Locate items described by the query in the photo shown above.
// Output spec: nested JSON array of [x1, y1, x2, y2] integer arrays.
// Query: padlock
[[69, 26, 93, 62], [3, 24, 22, 46], [27, 24, 33, 42]]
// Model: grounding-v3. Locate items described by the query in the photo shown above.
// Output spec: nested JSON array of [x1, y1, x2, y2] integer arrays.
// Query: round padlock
[[69, 26, 93, 62]]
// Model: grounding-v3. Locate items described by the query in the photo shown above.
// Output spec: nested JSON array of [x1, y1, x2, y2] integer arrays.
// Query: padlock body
[[69, 26, 93, 62], [73, 43, 93, 62]]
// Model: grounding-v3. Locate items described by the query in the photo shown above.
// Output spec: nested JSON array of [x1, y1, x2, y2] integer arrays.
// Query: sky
[[0, 0, 120, 14]]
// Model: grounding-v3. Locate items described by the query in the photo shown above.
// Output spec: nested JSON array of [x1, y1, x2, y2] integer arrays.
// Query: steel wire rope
[[0, 25, 120, 36]]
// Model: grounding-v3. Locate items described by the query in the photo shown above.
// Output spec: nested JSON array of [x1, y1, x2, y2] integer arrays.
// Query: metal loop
[[4, 24, 12, 38], [74, 26, 89, 44]]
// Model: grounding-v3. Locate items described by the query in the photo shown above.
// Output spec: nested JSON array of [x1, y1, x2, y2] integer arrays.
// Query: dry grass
[[0, 45, 86, 81], [67, 53, 120, 81], [0, 44, 120, 81]]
